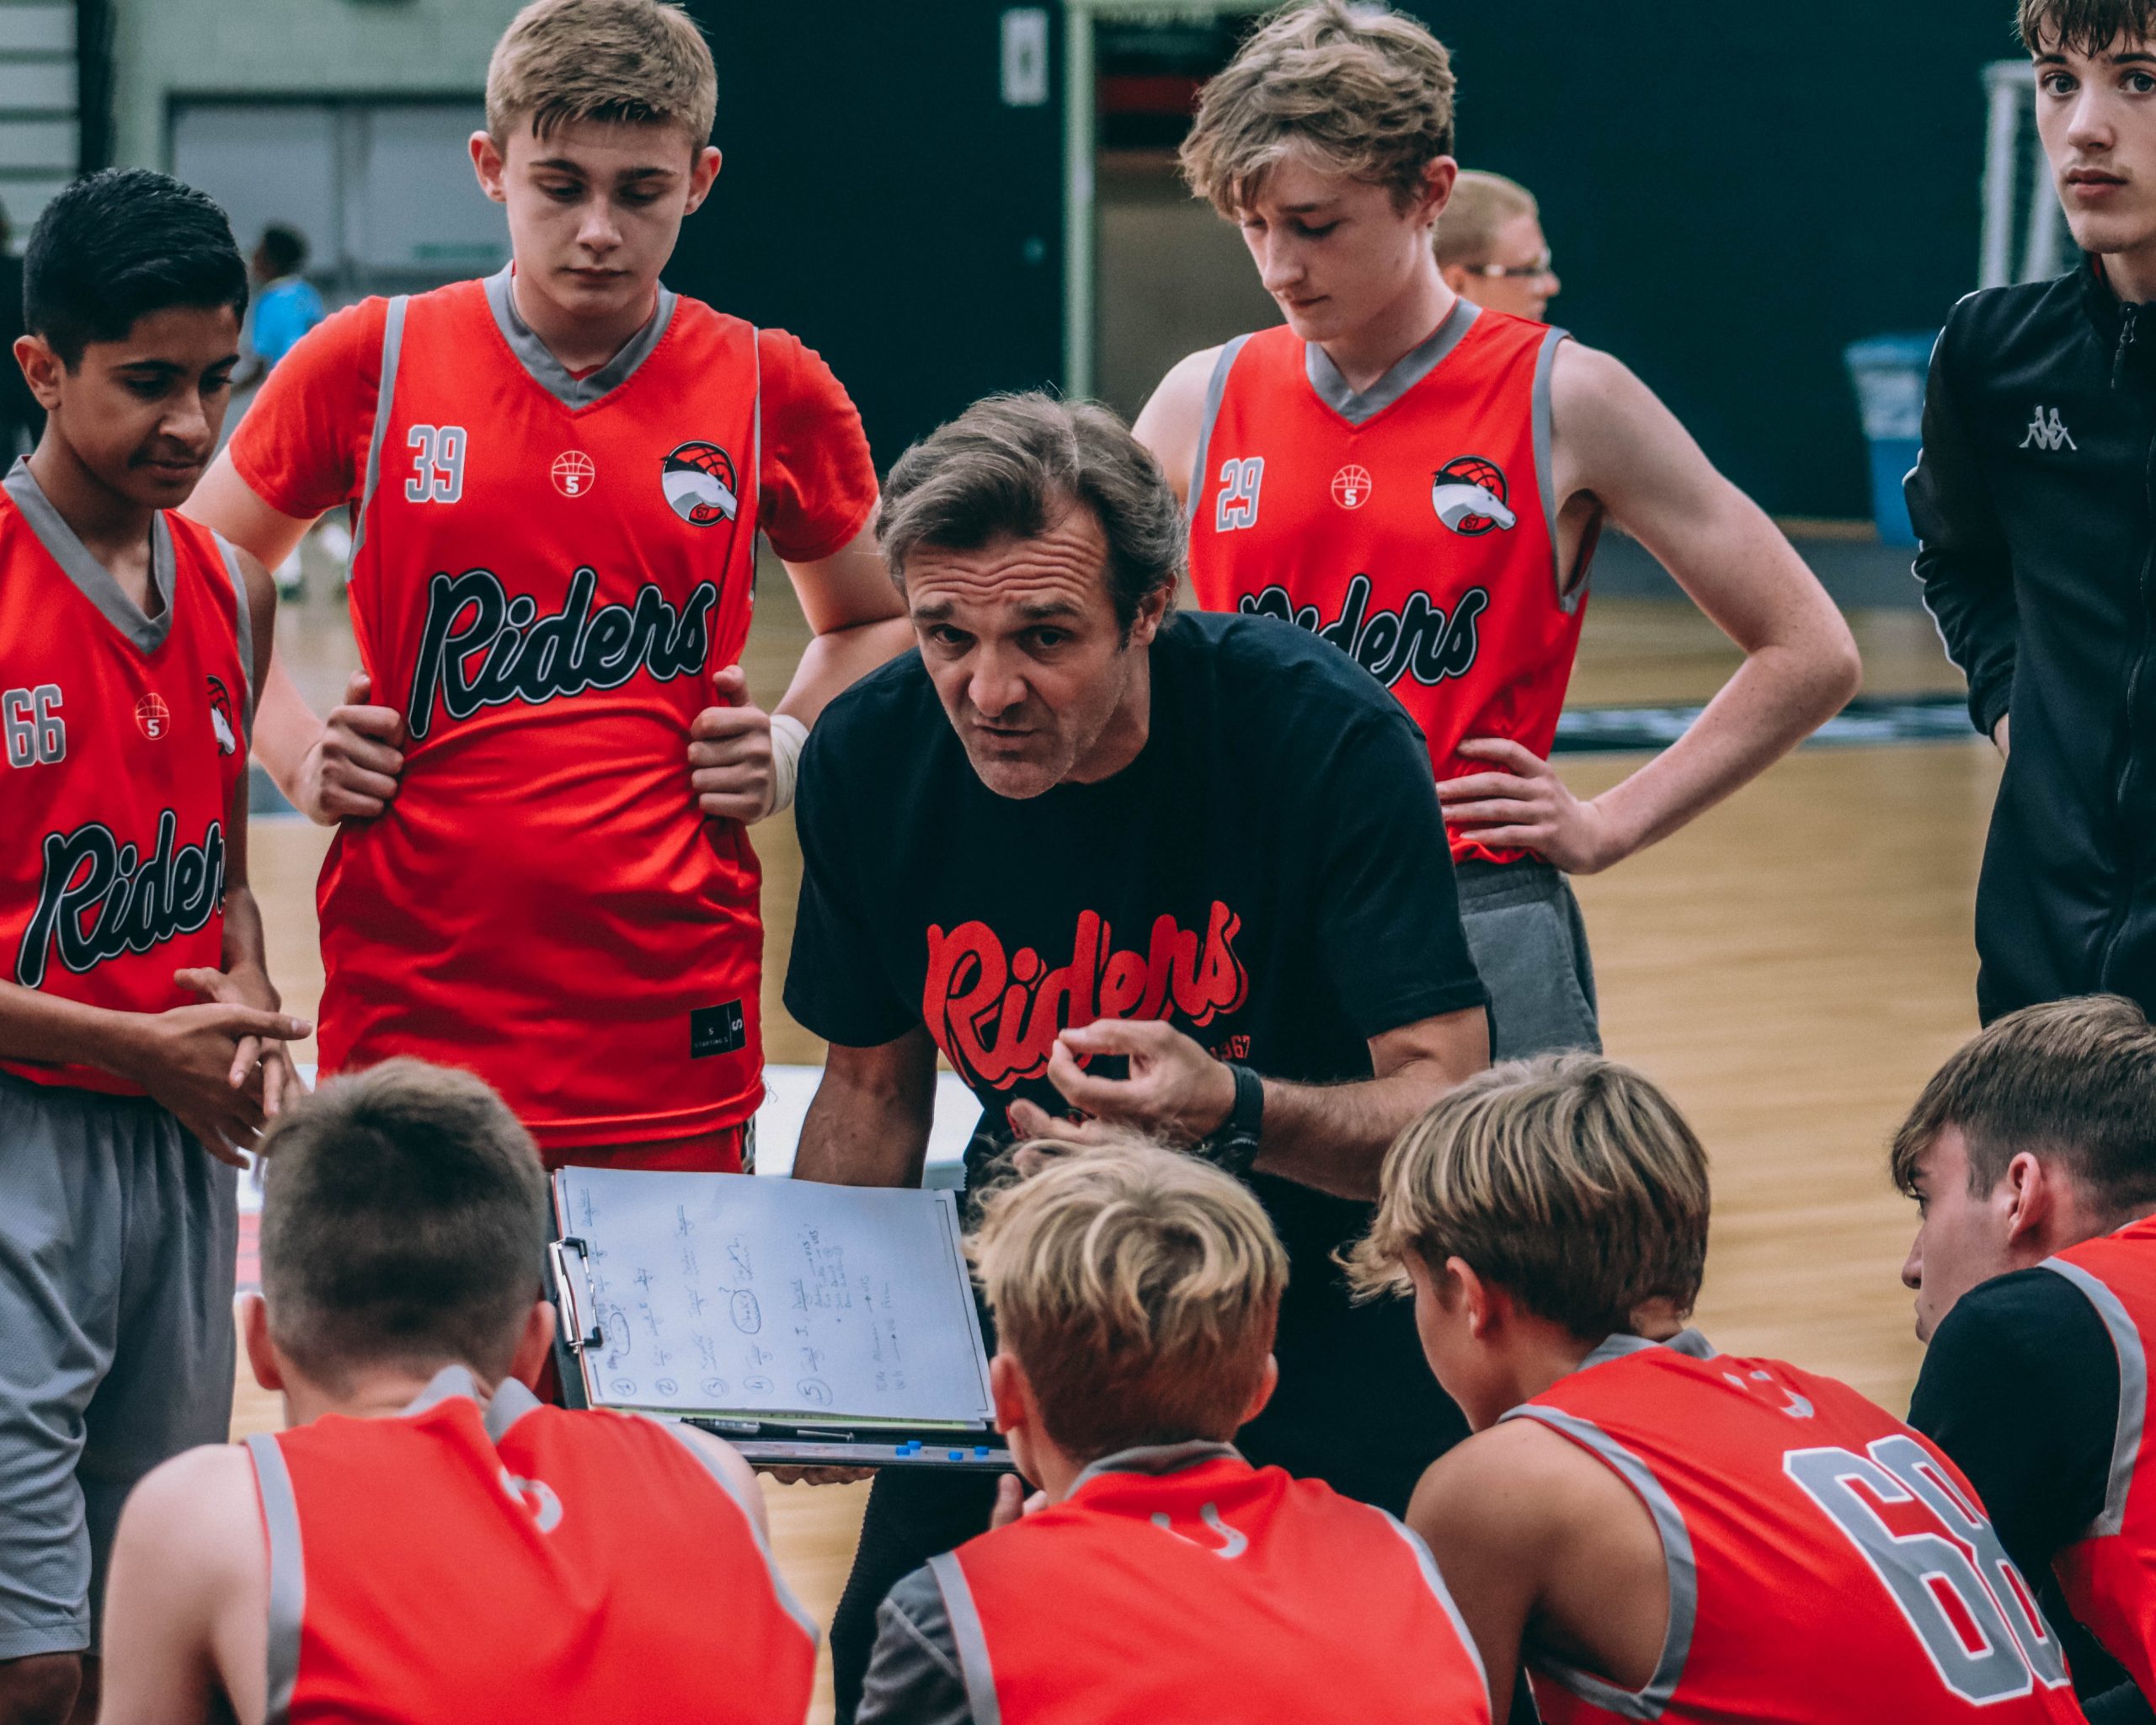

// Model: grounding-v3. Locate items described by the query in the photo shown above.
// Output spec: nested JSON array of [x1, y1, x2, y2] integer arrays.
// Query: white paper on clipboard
[[552, 1168, 995, 1428]]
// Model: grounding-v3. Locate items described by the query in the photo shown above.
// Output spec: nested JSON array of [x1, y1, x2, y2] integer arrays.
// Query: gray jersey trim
[[4, 457, 176, 654], [1381, 1510, 1490, 1699], [1068, 1438, 1242, 1493], [927, 1550, 1002, 1725], [1576, 1328, 1720, 1375], [350, 294, 407, 566], [245, 1434, 306, 1725], [213, 533, 254, 734], [1502, 1404, 1698, 1720], [482, 1376, 545, 1445], [1305, 296, 1479, 426], [1534, 326, 1593, 614], [482, 264, 679, 410], [1187, 334, 1251, 521], [2043, 1256, 2148, 1540], [642, 1417, 819, 1645], [398, 1361, 479, 1419]]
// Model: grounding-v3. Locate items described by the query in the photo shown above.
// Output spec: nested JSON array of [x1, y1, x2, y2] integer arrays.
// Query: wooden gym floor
[[232, 554, 1992, 1721]]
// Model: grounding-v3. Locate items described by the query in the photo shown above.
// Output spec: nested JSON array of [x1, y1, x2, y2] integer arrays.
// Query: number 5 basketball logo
[[405, 424, 467, 504], [1786, 1434, 2071, 1704], [1215, 457, 1263, 533]]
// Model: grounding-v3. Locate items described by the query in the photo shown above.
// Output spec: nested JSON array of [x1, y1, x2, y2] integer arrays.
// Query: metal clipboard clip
[[548, 1235, 606, 1353]]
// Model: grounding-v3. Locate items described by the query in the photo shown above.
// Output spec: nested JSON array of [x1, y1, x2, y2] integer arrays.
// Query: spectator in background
[[233, 223, 323, 387], [0, 199, 43, 456], [1433, 170, 1560, 323]]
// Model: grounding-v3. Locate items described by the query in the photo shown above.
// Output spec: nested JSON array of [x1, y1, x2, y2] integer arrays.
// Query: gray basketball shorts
[[1454, 859, 1604, 1061], [0, 1071, 237, 1658]]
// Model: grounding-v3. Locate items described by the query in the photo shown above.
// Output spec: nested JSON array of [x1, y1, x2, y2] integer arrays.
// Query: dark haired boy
[[1909, 0, 2156, 1022], [95, 1060, 815, 1725], [0, 167, 307, 1725], [1897, 996, 2156, 1718]]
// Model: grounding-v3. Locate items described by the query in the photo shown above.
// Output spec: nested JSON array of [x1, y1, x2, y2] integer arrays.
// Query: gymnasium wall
[[680, 1, 2022, 521]]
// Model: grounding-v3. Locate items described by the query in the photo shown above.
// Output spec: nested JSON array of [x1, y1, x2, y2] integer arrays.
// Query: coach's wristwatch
[[1204, 1063, 1264, 1182]]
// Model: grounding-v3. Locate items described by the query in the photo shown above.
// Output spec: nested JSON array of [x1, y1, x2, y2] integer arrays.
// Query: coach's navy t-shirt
[[786, 607, 1487, 1500]]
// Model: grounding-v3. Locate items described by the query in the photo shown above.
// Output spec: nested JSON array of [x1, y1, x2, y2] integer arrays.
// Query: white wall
[[111, 0, 524, 174]]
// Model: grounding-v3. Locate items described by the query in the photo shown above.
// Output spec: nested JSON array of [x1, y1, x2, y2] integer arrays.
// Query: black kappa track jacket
[[1908, 259, 2156, 1023]]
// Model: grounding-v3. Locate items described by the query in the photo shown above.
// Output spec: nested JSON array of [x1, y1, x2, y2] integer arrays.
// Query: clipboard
[[545, 1167, 1011, 1472]]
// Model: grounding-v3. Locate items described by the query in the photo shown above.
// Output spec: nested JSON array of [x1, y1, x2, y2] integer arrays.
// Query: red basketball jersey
[[930, 1444, 1492, 1724], [307, 275, 771, 1156], [1186, 302, 1596, 865], [0, 461, 252, 1094], [2046, 1220, 2156, 1697], [245, 1368, 817, 1725], [1515, 1332, 2084, 1724]]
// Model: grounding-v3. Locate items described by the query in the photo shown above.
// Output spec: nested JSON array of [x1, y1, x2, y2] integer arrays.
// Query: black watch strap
[[1206, 1063, 1263, 1181]]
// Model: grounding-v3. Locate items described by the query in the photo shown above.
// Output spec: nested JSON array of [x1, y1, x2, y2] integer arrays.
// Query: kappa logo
[[1432, 455, 1518, 535], [922, 904, 1249, 1092], [662, 441, 740, 527], [2020, 406, 2077, 452], [205, 676, 237, 758]]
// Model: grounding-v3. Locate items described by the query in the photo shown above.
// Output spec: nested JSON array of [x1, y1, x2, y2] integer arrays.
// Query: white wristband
[[760, 713, 809, 821]]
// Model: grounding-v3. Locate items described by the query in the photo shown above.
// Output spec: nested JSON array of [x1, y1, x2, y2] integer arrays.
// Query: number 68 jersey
[[0, 459, 252, 1094], [1512, 1331, 2086, 1724]]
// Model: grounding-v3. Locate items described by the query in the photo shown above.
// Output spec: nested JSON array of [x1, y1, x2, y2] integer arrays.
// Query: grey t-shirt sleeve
[[855, 1562, 974, 1725]]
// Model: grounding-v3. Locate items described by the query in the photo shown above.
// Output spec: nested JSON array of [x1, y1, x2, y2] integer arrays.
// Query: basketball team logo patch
[[134, 693, 169, 740], [551, 451, 595, 498], [1331, 464, 1373, 510], [1432, 455, 1518, 536], [205, 676, 237, 757], [662, 441, 740, 527]]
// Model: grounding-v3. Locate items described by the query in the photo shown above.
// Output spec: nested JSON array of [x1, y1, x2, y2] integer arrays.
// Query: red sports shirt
[[1515, 1332, 2084, 1724], [929, 1443, 1492, 1723], [245, 1367, 816, 1724], [231, 270, 876, 1156], [1186, 302, 1597, 865], [0, 461, 252, 1094], [2046, 1219, 2156, 1697]]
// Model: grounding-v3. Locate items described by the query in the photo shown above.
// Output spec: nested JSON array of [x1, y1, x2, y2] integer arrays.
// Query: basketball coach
[[782, 393, 1492, 1721]]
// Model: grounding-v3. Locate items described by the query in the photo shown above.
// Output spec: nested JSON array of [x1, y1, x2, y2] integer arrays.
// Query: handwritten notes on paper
[[554, 1168, 995, 1427]]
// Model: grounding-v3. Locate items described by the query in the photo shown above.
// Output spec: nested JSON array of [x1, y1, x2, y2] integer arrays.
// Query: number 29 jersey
[[1514, 1331, 2085, 1725], [1186, 302, 1597, 866], [232, 270, 877, 1154]]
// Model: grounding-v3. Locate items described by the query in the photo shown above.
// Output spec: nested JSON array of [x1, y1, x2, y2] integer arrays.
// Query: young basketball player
[[1433, 171, 1559, 323], [1136, 1, 1862, 1060], [1351, 1055, 2088, 1725], [0, 168, 310, 1725], [96, 1059, 817, 1725], [1897, 996, 2156, 1720], [857, 1137, 1492, 1725], [184, 0, 910, 1172]]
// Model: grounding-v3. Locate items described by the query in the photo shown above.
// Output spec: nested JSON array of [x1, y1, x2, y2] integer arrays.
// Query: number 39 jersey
[[0, 460, 252, 1094], [1513, 1332, 2084, 1725], [1186, 302, 1598, 866], [232, 270, 873, 1156]]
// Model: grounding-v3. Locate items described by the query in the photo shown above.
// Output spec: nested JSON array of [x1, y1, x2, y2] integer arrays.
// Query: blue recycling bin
[[1844, 334, 1940, 547]]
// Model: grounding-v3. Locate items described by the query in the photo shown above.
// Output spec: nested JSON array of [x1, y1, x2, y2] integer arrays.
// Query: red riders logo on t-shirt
[[661, 442, 740, 527], [1431, 455, 1517, 536], [922, 903, 1250, 1091]]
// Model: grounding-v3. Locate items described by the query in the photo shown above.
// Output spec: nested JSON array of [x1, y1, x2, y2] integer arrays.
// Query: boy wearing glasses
[[1136, 0, 1860, 1060], [1436, 170, 1561, 323]]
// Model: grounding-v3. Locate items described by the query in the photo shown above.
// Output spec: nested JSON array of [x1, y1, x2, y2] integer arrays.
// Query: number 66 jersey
[[1510, 1331, 2087, 1724]]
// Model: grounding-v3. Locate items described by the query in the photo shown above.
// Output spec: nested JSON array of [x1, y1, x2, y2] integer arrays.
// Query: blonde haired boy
[[857, 1139, 1492, 1725], [1357, 1055, 2083, 1725], [1433, 170, 1559, 323], [185, 0, 911, 1171], [1136, 0, 1859, 1062]]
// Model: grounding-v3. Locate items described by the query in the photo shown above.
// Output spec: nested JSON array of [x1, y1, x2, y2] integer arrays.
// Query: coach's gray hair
[[876, 393, 1184, 635]]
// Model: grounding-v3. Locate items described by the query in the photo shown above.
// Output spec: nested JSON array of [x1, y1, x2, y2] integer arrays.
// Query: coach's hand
[[300, 671, 406, 825], [989, 1473, 1048, 1529], [1438, 737, 1621, 874], [690, 667, 777, 822], [1008, 1019, 1237, 1149], [109, 995, 312, 1168]]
